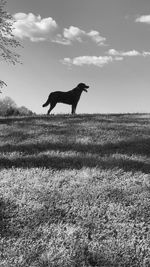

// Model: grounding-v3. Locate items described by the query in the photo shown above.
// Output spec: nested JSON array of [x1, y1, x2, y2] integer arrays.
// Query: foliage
[[0, 0, 21, 88], [0, 114, 150, 266], [18, 106, 34, 116], [0, 0, 20, 64], [0, 96, 34, 116]]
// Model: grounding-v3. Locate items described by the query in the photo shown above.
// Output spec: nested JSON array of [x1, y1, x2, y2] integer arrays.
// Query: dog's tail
[[42, 94, 51, 107]]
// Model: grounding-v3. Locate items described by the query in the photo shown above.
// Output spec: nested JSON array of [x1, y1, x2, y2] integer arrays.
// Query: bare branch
[[0, 80, 7, 92]]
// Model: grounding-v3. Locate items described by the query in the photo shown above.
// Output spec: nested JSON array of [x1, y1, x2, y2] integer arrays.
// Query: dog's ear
[[77, 83, 89, 88], [77, 83, 84, 88]]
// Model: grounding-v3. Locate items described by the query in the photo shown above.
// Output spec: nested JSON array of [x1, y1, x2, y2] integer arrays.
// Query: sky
[[1, 0, 150, 114]]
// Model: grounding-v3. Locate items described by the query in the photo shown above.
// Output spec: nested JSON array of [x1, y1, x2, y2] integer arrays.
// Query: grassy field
[[0, 113, 150, 267]]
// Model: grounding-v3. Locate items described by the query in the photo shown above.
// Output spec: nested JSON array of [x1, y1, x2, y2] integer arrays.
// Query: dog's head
[[77, 83, 89, 92]]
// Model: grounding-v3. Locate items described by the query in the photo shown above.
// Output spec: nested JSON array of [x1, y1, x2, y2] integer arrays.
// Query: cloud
[[108, 49, 150, 58], [108, 49, 141, 57], [61, 56, 114, 67], [143, 51, 150, 56], [13, 13, 58, 42], [54, 26, 106, 46], [135, 15, 150, 24], [52, 34, 71, 45], [61, 47, 150, 68], [63, 26, 85, 43], [87, 30, 106, 45], [12, 13, 106, 46]]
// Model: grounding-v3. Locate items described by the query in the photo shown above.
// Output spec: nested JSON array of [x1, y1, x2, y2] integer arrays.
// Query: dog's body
[[43, 83, 89, 114]]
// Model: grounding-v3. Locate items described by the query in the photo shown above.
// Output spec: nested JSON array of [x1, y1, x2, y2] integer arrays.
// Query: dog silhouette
[[43, 83, 89, 114]]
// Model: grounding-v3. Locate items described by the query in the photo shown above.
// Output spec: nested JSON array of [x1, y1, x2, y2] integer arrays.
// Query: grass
[[0, 113, 150, 267]]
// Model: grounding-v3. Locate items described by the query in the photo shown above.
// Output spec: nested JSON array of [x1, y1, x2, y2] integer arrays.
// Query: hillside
[[0, 114, 150, 266]]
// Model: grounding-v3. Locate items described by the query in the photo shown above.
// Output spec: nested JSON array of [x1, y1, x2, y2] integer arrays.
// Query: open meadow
[[0, 113, 150, 267]]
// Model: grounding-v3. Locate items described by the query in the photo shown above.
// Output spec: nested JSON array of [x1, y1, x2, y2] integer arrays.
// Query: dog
[[42, 83, 89, 114]]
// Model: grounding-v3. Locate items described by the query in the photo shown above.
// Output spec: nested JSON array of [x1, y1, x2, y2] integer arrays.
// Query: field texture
[[0, 114, 150, 267]]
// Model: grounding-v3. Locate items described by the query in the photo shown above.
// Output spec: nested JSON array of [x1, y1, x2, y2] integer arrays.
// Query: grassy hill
[[0, 114, 150, 266]]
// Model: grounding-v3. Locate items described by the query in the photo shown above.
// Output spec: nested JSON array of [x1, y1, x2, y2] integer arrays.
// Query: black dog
[[43, 83, 89, 114]]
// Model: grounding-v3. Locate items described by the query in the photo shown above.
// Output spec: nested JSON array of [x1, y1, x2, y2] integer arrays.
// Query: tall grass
[[0, 114, 150, 266]]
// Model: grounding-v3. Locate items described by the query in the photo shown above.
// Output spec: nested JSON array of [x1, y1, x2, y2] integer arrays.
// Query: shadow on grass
[[0, 198, 20, 237], [1, 115, 150, 173], [0, 196, 115, 266], [0, 193, 128, 267], [0, 150, 150, 173], [0, 189, 145, 266], [1, 136, 150, 156]]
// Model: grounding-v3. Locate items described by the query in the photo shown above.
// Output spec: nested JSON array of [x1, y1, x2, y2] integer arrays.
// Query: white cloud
[[62, 56, 113, 67], [56, 26, 106, 46], [108, 49, 150, 58], [61, 48, 150, 68], [135, 15, 150, 24], [12, 13, 106, 46], [13, 13, 58, 42], [52, 34, 72, 45], [124, 50, 140, 56], [87, 30, 106, 45], [143, 51, 150, 56], [115, 57, 124, 61], [63, 26, 84, 42], [108, 49, 140, 57]]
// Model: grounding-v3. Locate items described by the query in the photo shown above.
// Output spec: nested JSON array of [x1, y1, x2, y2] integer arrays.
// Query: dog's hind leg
[[71, 103, 77, 114], [47, 102, 56, 114]]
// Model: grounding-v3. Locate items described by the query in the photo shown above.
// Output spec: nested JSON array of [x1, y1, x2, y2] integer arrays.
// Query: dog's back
[[56, 88, 83, 104], [43, 88, 83, 106]]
